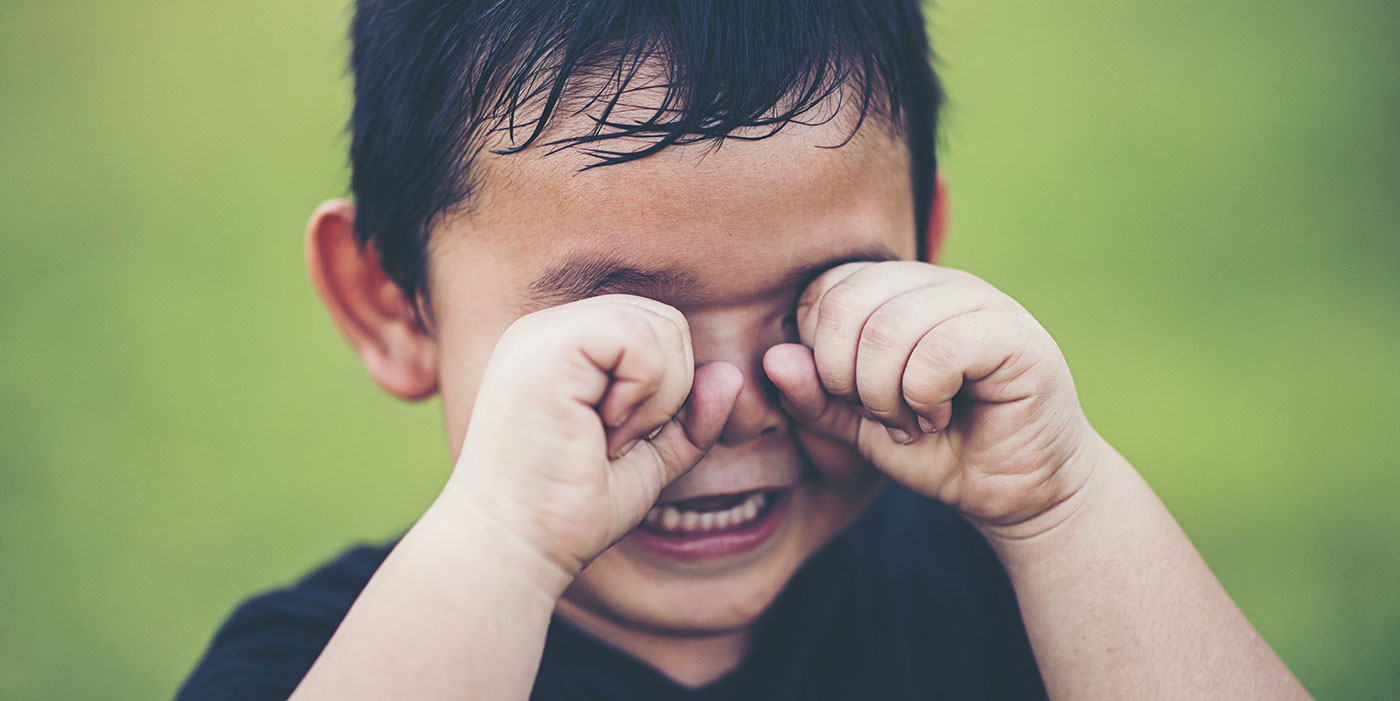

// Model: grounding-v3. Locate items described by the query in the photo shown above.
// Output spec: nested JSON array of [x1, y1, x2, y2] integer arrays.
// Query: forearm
[[290, 491, 570, 700], [986, 437, 1307, 700]]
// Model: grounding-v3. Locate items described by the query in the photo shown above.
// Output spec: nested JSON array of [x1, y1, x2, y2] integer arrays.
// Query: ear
[[305, 199, 439, 401], [921, 172, 950, 263]]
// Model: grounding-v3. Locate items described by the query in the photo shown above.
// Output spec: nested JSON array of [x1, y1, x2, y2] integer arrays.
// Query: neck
[[553, 598, 751, 688]]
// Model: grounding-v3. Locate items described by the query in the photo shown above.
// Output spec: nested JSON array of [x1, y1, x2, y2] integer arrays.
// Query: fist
[[448, 295, 743, 578], [763, 262, 1100, 531]]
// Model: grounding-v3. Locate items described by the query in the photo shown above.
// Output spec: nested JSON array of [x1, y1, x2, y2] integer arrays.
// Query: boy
[[180, 0, 1306, 698]]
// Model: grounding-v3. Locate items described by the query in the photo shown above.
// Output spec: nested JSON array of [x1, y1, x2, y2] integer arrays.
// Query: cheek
[[422, 230, 541, 456], [798, 435, 885, 517], [794, 426, 882, 493], [432, 316, 518, 459], [436, 352, 491, 459], [793, 473, 886, 558]]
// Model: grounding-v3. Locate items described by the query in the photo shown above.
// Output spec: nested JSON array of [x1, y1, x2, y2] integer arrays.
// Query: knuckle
[[632, 340, 669, 380], [980, 308, 1028, 349], [800, 262, 871, 314], [858, 386, 904, 419], [825, 379, 856, 397], [650, 299, 689, 330], [942, 267, 987, 289], [502, 308, 547, 337], [624, 348, 667, 383], [497, 310, 567, 356], [807, 261, 867, 291], [607, 295, 693, 360], [813, 350, 855, 395], [858, 306, 907, 355], [795, 285, 822, 319], [901, 381, 946, 415], [937, 269, 1002, 302], [633, 371, 665, 398], [613, 294, 688, 329], [604, 306, 657, 344], [654, 306, 693, 351], [814, 282, 858, 334], [903, 340, 959, 409], [913, 329, 961, 370]]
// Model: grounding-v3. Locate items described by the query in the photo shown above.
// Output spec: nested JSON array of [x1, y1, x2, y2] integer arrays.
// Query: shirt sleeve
[[174, 544, 392, 701]]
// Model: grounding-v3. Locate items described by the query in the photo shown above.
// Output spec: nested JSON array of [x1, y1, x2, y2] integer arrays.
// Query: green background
[[2, 1, 1397, 698]]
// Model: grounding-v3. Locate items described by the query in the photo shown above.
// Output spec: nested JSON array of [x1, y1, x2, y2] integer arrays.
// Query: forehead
[[430, 84, 915, 309]]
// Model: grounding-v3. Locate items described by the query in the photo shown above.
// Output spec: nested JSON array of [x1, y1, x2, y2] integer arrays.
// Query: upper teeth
[[644, 492, 768, 533]]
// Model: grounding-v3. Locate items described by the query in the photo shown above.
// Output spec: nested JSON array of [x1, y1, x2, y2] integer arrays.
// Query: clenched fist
[[445, 295, 744, 579], [764, 262, 1102, 534]]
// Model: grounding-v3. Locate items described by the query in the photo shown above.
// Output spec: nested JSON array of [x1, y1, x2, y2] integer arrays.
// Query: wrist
[[424, 478, 579, 601], [974, 431, 1123, 550]]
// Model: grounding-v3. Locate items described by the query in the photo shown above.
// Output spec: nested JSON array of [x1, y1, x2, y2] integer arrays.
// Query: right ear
[[305, 199, 439, 401]]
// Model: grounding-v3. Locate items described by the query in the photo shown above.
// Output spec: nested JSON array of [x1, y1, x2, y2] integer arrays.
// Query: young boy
[[180, 1, 1306, 698]]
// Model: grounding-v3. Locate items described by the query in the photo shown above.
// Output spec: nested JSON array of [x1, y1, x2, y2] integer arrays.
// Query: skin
[[290, 83, 1308, 698]]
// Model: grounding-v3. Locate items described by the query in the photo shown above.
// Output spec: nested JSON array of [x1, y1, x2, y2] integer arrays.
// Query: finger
[[618, 361, 744, 486], [854, 283, 996, 438], [765, 343, 930, 469], [795, 264, 993, 346], [593, 312, 667, 430], [902, 309, 1032, 433], [793, 261, 871, 349], [517, 303, 666, 437], [762, 343, 864, 445], [801, 262, 960, 405], [601, 306, 695, 458], [577, 294, 695, 375]]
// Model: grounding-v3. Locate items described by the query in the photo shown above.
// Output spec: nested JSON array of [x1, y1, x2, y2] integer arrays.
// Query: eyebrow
[[526, 245, 902, 306], [528, 257, 703, 305]]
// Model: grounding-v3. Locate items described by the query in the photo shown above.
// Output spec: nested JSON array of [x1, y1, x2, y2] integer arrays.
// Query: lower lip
[[626, 490, 792, 562]]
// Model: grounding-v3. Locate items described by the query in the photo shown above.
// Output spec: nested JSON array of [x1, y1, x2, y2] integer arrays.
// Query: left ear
[[921, 172, 950, 263]]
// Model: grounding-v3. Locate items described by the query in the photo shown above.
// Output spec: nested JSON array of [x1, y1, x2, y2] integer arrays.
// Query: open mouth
[[627, 488, 791, 563], [640, 490, 780, 535]]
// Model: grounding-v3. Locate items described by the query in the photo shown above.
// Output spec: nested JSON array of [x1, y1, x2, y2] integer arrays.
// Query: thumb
[[762, 343, 864, 445], [628, 360, 744, 486]]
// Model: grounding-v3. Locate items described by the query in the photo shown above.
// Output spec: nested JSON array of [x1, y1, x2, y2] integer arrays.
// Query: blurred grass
[[1, 1, 1396, 698]]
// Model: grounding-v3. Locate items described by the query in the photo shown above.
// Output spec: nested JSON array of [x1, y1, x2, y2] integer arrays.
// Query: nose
[[716, 358, 787, 444], [689, 315, 789, 446]]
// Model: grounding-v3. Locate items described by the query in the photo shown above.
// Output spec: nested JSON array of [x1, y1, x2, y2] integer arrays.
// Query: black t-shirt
[[177, 485, 1046, 700]]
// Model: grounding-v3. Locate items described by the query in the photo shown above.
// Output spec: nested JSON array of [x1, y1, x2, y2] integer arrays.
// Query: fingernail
[[917, 416, 936, 433], [615, 439, 640, 458], [886, 427, 913, 444], [608, 406, 637, 428]]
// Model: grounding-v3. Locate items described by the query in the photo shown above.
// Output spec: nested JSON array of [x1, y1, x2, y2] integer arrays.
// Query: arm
[[290, 296, 743, 700], [764, 261, 1307, 699], [990, 437, 1305, 699], [290, 496, 569, 699]]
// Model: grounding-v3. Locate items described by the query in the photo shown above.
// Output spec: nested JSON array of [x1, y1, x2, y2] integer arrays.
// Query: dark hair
[[348, 0, 942, 306]]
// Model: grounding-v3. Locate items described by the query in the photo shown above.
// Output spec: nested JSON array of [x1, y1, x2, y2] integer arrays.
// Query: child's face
[[425, 100, 919, 637]]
